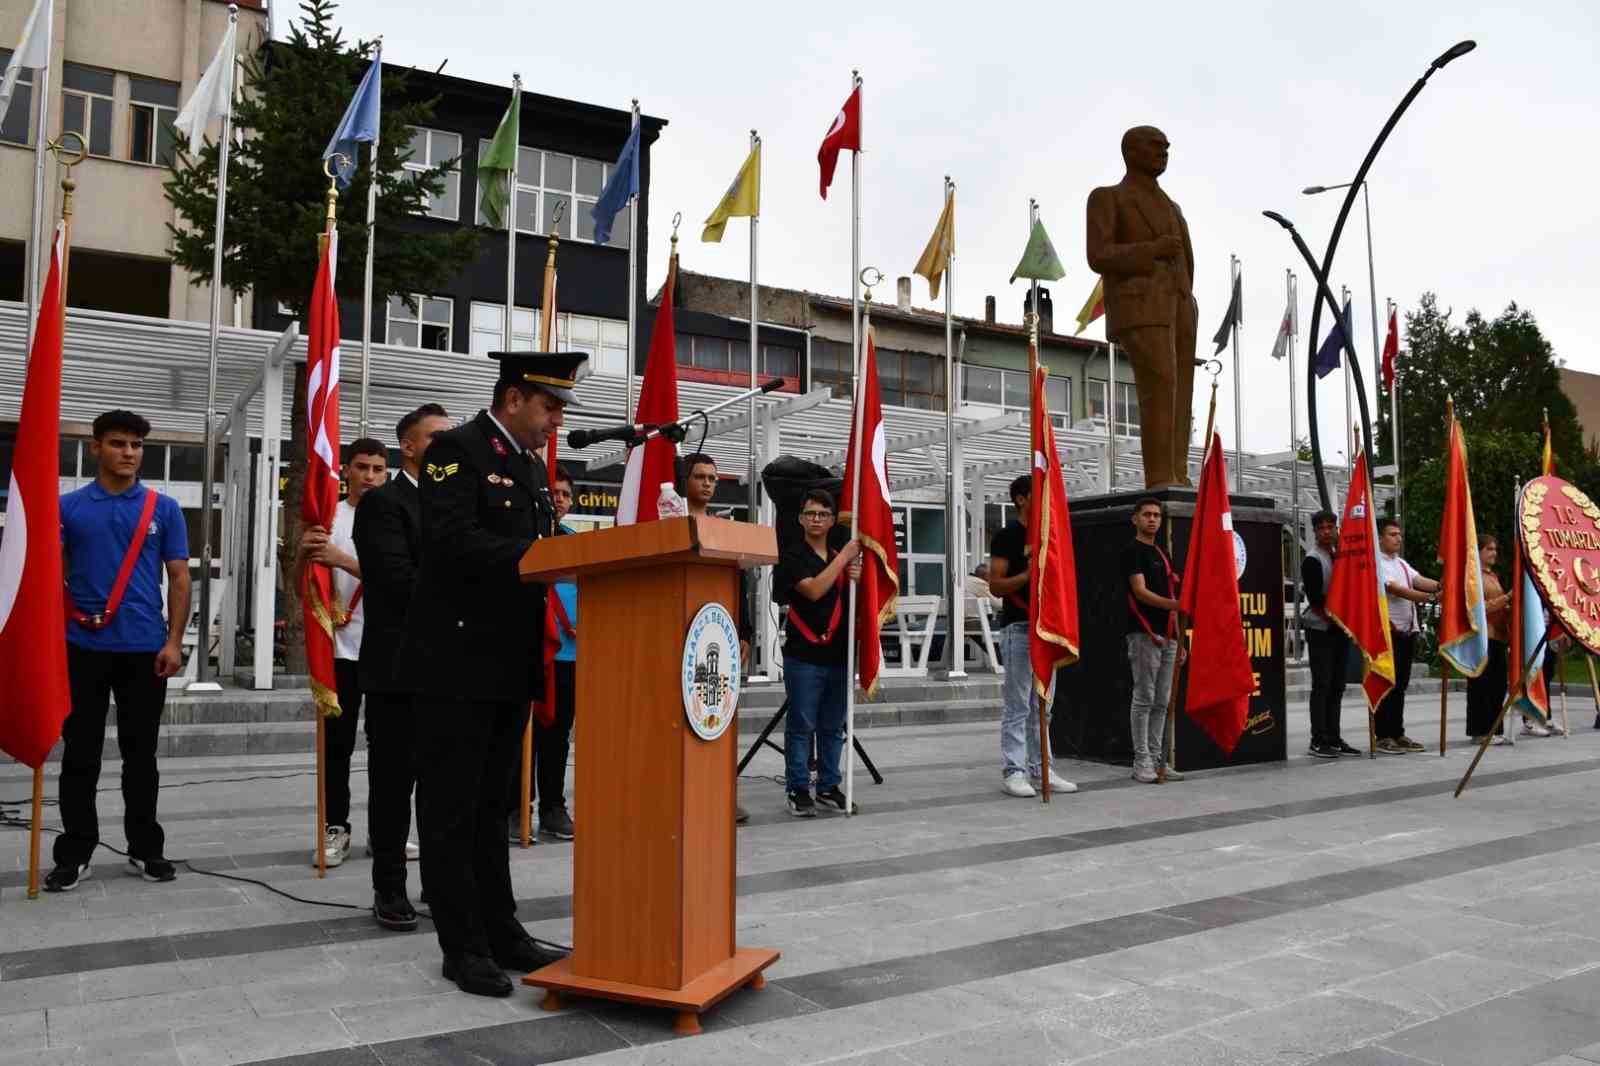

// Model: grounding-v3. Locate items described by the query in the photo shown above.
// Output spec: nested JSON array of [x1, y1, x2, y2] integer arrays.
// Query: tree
[[163, 0, 479, 671], [1388, 294, 1600, 546]]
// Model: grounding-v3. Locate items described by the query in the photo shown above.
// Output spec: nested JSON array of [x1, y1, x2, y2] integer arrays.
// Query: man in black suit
[[353, 403, 450, 931], [401, 352, 587, 997]]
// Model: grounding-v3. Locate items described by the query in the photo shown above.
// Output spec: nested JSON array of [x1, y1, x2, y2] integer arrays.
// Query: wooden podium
[[517, 515, 779, 1034]]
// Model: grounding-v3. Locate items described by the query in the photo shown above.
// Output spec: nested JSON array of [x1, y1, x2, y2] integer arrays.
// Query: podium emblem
[[1520, 475, 1600, 655], [683, 602, 741, 741]]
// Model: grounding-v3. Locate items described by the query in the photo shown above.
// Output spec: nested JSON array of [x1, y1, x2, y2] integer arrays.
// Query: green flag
[[477, 92, 521, 229], [1010, 219, 1066, 284]]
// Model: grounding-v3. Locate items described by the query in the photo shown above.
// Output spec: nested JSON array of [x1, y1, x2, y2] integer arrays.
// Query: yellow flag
[[913, 190, 955, 300], [1074, 277, 1105, 336], [702, 142, 761, 243]]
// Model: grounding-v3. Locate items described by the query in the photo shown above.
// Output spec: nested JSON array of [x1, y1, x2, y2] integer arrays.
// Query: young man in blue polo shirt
[[47, 410, 190, 892]]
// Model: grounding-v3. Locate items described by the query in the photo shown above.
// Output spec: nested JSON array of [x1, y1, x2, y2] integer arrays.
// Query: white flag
[[172, 17, 237, 156], [1268, 301, 1292, 361], [0, 0, 51, 125]]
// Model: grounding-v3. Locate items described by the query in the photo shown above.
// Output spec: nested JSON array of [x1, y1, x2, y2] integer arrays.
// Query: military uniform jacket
[[352, 473, 421, 695], [398, 410, 555, 702]]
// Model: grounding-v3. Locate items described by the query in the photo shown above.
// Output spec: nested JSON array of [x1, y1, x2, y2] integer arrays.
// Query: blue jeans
[[1000, 622, 1048, 777], [783, 658, 847, 792]]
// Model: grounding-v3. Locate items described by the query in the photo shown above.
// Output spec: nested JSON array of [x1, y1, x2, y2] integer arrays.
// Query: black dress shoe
[[492, 935, 569, 973], [373, 890, 418, 931], [442, 952, 512, 997]]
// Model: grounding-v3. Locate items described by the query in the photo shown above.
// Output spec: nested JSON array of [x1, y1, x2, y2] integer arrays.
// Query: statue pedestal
[[1051, 487, 1288, 772]]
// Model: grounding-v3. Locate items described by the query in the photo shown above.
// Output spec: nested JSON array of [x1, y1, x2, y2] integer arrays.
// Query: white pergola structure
[[1, 301, 1365, 686]]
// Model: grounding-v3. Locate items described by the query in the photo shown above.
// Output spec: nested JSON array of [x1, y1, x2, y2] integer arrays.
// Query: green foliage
[[1393, 293, 1600, 569], [162, 0, 477, 316]]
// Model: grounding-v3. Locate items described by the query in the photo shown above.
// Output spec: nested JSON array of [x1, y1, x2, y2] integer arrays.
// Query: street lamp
[[1264, 39, 1476, 514]]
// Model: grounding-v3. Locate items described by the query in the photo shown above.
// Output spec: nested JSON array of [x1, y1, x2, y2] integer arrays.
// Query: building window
[[1088, 377, 1139, 436], [0, 49, 33, 146], [470, 303, 628, 377], [470, 301, 538, 355], [962, 365, 1069, 427], [474, 144, 631, 249], [387, 294, 454, 351], [62, 63, 116, 158], [809, 340, 945, 409], [128, 75, 180, 166], [403, 127, 461, 220], [894, 504, 948, 597], [674, 334, 799, 385]]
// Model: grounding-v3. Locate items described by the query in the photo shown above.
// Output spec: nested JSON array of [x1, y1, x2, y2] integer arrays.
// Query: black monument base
[[1051, 486, 1288, 772]]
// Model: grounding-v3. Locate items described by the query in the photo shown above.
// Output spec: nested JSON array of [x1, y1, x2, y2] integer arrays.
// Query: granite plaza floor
[[3, 691, 1600, 1066]]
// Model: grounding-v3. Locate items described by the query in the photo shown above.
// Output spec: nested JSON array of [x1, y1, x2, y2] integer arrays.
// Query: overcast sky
[[312, 0, 1598, 462]]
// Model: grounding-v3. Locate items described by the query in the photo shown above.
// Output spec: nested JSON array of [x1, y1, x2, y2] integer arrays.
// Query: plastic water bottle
[[657, 482, 688, 519]]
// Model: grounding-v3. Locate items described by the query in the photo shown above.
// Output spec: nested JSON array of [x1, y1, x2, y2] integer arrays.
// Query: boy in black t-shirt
[[775, 488, 861, 817], [988, 475, 1077, 798], [1122, 497, 1185, 784]]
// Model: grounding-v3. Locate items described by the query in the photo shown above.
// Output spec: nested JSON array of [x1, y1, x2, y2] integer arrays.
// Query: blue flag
[[591, 123, 640, 245], [323, 46, 382, 190], [1312, 296, 1353, 380]]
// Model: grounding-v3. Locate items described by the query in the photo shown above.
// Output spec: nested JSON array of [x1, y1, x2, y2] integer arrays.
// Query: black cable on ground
[[0, 809, 574, 954]]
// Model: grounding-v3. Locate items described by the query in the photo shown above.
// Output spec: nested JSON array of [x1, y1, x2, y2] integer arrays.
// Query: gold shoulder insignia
[[425, 462, 460, 482]]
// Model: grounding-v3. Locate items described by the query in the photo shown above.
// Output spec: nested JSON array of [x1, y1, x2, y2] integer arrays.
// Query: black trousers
[[1375, 629, 1417, 740], [533, 660, 575, 816], [417, 698, 526, 958], [54, 646, 168, 867], [1466, 639, 1509, 737], [504, 661, 576, 820], [325, 658, 364, 831], [1305, 627, 1349, 746], [365, 691, 418, 894]]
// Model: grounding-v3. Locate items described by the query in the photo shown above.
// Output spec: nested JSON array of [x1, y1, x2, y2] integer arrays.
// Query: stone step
[[48, 697, 1008, 763]]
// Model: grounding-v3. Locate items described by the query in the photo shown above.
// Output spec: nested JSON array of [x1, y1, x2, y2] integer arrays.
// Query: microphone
[[759, 377, 785, 394], [567, 423, 641, 450]]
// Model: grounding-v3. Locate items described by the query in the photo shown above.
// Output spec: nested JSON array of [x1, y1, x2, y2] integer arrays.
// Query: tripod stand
[[737, 699, 884, 784]]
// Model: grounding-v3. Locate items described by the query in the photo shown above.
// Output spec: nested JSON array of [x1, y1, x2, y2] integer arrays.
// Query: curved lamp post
[[1267, 39, 1476, 513]]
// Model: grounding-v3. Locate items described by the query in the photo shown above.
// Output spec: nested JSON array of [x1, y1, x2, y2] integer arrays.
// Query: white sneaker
[[1491, 735, 1508, 746], [1521, 722, 1552, 737], [1548, 722, 1567, 736], [1031, 769, 1079, 794], [405, 839, 420, 861], [1132, 764, 1158, 784], [1001, 772, 1037, 798], [1159, 766, 1185, 782], [315, 826, 351, 868]]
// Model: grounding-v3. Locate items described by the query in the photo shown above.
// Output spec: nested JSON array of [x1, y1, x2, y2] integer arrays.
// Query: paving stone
[[171, 1008, 355, 1065], [1050, 983, 1251, 1043], [1197, 990, 1423, 1063], [0, 973, 81, 1017], [1338, 951, 1550, 1019], [1382, 993, 1600, 1066], [1075, 1031, 1286, 1065], [895, 1011, 1122, 1065]]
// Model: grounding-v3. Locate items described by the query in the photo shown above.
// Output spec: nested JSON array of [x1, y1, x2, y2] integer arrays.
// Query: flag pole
[[1026, 198, 1047, 802], [1288, 271, 1302, 649], [27, 133, 80, 900], [1438, 395, 1456, 757], [1107, 341, 1117, 492], [502, 73, 521, 354], [314, 158, 342, 880], [1341, 285, 1354, 510], [1388, 298, 1401, 524], [942, 176, 963, 679], [1586, 656, 1600, 721], [195, 6, 239, 690], [521, 216, 559, 850], [1457, 628, 1550, 797], [845, 273, 876, 818], [747, 129, 761, 529], [23, 0, 54, 360], [625, 99, 639, 422], [1230, 255, 1243, 492], [358, 38, 382, 437]]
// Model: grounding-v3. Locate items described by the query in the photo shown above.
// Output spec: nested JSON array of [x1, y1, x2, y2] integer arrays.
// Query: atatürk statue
[[1086, 126, 1198, 489]]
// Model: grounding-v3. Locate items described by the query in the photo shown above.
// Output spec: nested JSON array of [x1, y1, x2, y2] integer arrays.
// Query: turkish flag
[[842, 332, 898, 696], [302, 231, 343, 717], [817, 85, 861, 200], [617, 253, 680, 525], [0, 224, 71, 769], [1027, 366, 1079, 697], [1326, 452, 1395, 712], [1381, 307, 1399, 391], [1177, 435, 1254, 754]]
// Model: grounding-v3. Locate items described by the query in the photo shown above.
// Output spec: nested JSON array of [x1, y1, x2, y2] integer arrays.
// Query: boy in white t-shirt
[[1375, 518, 1440, 754], [300, 439, 388, 865]]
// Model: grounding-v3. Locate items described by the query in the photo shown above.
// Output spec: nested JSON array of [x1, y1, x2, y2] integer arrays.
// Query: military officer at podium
[[401, 351, 589, 997]]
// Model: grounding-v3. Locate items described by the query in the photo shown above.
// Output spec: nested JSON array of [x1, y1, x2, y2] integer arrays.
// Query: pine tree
[[163, 0, 478, 673]]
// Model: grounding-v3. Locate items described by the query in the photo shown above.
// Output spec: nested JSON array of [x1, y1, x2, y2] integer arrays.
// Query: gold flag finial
[[670, 210, 681, 253], [321, 154, 346, 232], [47, 131, 86, 220]]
